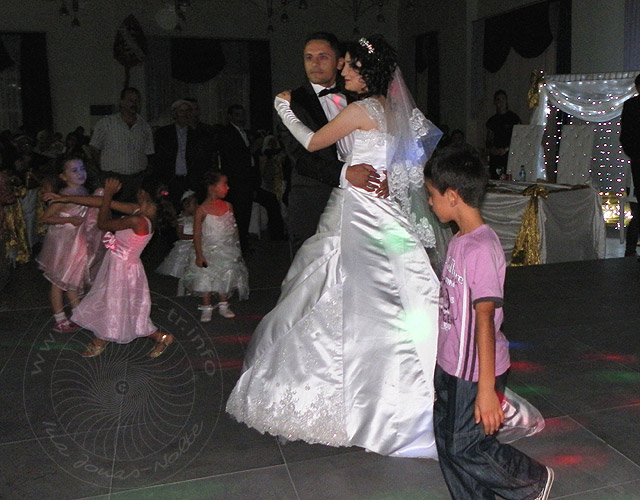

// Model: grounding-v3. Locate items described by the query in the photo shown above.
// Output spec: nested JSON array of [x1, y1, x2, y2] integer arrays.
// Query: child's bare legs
[[66, 290, 80, 309], [148, 330, 174, 358], [50, 285, 81, 332], [199, 292, 214, 322], [50, 285, 65, 316]]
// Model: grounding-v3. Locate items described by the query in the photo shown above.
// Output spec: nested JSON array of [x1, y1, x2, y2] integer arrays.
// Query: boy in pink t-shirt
[[425, 148, 553, 500]]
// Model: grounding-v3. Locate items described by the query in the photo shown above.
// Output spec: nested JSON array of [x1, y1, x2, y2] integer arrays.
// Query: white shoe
[[199, 305, 214, 322], [218, 301, 236, 319]]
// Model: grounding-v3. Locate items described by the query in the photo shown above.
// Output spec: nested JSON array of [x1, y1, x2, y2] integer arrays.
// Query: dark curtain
[[0, 37, 14, 71], [20, 33, 52, 135], [483, 1, 554, 73], [415, 32, 440, 126], [248, 41, 271, 132], [556, 0, 571, 73], [171, 38, 226, 83], [624, 0, 640, 70]]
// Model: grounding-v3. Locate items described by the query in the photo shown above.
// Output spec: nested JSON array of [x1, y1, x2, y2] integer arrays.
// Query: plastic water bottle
[[519, 165, 527, 182]]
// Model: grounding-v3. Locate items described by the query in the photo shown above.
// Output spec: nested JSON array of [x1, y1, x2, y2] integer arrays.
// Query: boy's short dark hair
[[424, 146, 488, 208]]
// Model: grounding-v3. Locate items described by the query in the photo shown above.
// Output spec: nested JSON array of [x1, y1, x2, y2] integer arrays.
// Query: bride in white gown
[[226, 35, 445, 458]]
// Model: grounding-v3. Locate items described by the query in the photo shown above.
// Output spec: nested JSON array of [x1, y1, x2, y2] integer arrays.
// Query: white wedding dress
[[226, 98, 440, 458]]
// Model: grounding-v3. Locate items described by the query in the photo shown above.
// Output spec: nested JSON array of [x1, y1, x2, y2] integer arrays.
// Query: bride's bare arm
[[274, 95, 375, 152], [306, 104, 370, 152]]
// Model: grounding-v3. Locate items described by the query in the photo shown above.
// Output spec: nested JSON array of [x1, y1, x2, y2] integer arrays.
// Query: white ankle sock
[[54, 312, 66, 323]]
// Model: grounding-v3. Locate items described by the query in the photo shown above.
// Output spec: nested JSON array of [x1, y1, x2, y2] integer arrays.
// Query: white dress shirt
[[311, 83, 355, 187], [175, 124, 188, 176], [90, 113, 154, 175]]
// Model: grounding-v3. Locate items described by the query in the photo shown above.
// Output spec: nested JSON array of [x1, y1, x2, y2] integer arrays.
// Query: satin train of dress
[[227, 186, 440, 458]]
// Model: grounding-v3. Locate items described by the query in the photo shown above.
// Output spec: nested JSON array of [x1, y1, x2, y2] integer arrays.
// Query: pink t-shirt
[[437, 224, 510, 382]]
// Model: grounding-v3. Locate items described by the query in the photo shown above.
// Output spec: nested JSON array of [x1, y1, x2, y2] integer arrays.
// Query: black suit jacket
[[152, 124, 208, 189], [621, 95, 640, 160], [278, 81, 345, 190], [218, 124, 260, 191], [189, 121, 219, 178]]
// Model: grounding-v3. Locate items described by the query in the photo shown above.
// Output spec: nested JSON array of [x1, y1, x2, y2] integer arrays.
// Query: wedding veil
[[385, 67, 450, 273]]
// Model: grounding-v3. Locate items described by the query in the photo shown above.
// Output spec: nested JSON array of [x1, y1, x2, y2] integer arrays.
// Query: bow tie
[[317, 87, 341, 97]]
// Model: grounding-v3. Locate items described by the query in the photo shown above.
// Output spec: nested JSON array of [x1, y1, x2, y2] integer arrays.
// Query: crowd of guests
[[0, 89, 290, 292], [0, 126, 95, 293], [0, 85, 282, 351]]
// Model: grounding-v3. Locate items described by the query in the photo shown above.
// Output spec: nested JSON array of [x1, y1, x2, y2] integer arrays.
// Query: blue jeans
[[434, 365, 546, 500]]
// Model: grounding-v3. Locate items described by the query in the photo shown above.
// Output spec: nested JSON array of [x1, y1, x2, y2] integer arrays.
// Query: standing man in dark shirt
[[486, 90, 521, 179], [620, 74, 640, 257], [218, 104, 261, 254], [185, 97, 219, 189], [152, 99, 194, 210]]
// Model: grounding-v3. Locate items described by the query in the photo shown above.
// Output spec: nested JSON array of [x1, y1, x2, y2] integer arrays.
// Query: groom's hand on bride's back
[[346, 164, 388, 198], [375, 177, 389, 198]]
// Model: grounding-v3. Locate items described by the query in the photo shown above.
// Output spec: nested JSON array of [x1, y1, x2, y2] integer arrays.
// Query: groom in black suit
[[279, 31, 381, 254]]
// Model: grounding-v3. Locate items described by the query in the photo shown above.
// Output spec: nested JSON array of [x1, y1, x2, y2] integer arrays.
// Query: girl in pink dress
[[37, 155, 100, 333], [45, 178, 174, 358]]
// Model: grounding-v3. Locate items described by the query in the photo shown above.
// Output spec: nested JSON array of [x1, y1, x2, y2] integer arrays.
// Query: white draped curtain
[[532, 72, 638, 124], [530, 71, 639, 193]]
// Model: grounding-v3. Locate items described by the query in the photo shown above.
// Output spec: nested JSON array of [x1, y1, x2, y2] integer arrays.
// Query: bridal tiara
[[359, 37, 375, 54]]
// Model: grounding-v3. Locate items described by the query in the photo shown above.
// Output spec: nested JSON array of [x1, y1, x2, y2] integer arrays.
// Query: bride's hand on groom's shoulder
[[276, 90, 292, 102]]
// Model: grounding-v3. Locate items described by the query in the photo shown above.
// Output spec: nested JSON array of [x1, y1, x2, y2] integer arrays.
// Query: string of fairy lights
[[544, 103, 632, 226]]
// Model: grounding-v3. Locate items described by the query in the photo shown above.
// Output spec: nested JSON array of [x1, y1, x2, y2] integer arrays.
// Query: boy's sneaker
[[52, 319, 81, 333], [199, 305, 214, 323], [218, 302, 236, 319], [534, 466, 554, 500]]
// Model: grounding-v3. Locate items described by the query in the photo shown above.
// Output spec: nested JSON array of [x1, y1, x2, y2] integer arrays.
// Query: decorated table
[[480, 181, 606, 265]]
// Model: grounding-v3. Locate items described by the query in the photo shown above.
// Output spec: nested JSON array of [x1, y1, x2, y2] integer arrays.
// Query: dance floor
[[1, 232, 640, 500]]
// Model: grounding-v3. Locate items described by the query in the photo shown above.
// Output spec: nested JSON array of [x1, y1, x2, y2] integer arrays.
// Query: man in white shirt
[[278, 31, 381, 253], [89, 87, 154, 201]]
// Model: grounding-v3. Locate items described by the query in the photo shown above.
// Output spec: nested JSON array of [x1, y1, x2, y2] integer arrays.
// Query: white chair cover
[[506, 125, 545, 181], [556, 125, 596, 185]]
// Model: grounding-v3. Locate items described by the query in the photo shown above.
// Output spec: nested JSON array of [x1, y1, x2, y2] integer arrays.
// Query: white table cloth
[[480, 181, 606, 265]]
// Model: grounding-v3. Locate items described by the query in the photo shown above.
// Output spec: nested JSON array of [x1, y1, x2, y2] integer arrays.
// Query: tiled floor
[[1, 229, 639, 500]]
